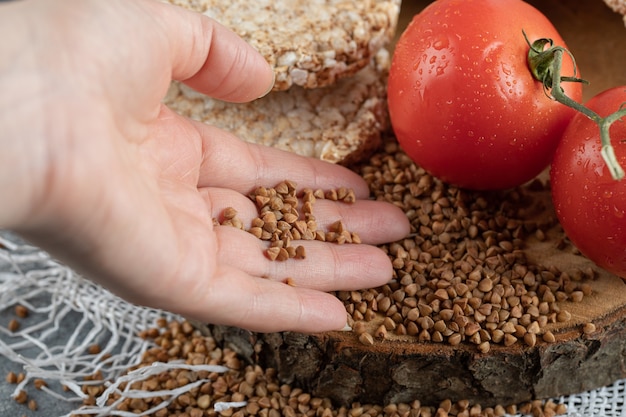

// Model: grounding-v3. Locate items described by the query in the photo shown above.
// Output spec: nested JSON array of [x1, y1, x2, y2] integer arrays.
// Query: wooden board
[[203, 0, 626, 409], [207, 188, 626, 407]]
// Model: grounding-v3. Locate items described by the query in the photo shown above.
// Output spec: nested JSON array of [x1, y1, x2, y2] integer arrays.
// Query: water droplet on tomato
[[593, 163, 604, 177], [433, 39, 448, 50], [582, 159, 590, 172]]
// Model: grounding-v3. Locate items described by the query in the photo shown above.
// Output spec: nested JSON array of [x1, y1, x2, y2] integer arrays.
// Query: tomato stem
[[525, 31, 626, 181]]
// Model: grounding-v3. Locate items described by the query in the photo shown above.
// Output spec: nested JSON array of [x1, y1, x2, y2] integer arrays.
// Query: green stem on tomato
[[524, 31, 626, 181]]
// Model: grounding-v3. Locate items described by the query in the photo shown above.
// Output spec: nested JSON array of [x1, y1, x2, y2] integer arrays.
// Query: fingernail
[[258, 69, 275, 98], [340, 323, 352, 332]]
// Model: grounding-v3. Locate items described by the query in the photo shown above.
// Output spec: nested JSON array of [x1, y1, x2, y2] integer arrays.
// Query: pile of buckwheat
[[62, 318, 566, 417], [220, 139, 593, 353], [341, 140, 594, 352], [218, 179, 361, 265]]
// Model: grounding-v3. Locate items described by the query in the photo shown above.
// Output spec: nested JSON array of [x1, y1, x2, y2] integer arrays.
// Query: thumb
[[149, 0, 274, 102]]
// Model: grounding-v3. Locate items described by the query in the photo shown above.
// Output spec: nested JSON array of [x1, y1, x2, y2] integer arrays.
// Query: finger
[[214, 226, 393, 292], [300, 199, 410, 245], [192, 120, 371, 197], [207, 192, 410, 245], [200, 187, 259, 225], [148, 0, 274, 102], [183, 264, 349, 333], [200, 183, 409, 245]]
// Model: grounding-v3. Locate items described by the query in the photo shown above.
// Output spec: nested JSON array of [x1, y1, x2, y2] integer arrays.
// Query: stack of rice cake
[[164, 0, 401, 165]]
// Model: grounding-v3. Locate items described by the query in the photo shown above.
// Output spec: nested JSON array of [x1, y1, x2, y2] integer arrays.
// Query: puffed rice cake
[[164, 50, 390, 165], [165, 0, 401, 91]]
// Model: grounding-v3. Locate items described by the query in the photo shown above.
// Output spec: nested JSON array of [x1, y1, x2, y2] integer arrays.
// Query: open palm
[[1, 0, 409, 332]]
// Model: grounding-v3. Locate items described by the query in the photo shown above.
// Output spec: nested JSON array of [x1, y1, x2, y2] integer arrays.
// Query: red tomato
[[551, 87, 626, 279], [388, 0, 582, 190]]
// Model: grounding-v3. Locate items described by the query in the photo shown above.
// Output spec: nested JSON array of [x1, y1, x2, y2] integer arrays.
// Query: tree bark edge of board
[[207, 308, 626, 408]]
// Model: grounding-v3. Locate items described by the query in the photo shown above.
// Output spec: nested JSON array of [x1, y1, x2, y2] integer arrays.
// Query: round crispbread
[[165, 0, 401, 91], [164, 50, 390, 165]]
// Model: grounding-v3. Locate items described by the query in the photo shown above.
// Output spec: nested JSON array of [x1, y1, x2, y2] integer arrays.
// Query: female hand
[[0, 0, 410, 333]]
